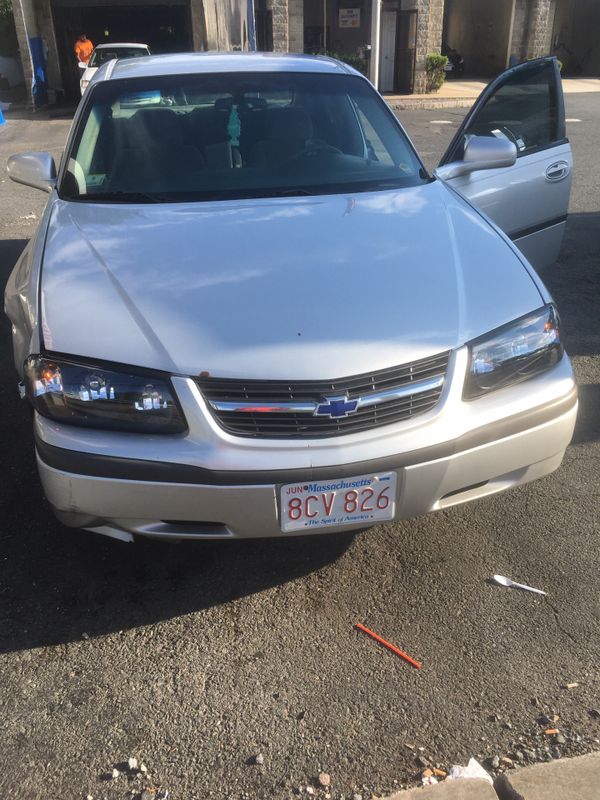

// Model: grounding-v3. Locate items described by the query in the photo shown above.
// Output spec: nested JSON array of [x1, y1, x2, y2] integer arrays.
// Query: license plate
[[280, 471, 397, 533]]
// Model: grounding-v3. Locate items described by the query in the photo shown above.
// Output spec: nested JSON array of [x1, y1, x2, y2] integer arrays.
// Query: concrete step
[[385, 778, 497, 799], [496, 752, 600, 799], [382, 753, 600, 799]]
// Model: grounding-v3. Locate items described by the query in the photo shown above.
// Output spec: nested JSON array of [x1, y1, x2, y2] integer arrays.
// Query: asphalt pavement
[[0, 96, 599, 800]]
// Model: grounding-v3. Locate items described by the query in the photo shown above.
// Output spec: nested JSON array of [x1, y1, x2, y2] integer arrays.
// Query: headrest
[[129, 108, 183, 146], [214, 97, 233, 111], [264, 107, 313, 141]]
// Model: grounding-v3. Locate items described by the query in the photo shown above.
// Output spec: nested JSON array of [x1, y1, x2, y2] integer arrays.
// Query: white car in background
[[79, 42, 150, 95]]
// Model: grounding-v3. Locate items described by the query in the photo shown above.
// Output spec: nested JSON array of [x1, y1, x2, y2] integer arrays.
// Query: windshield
[[60, 71, 427, 203], [88, 47, 148, 67]]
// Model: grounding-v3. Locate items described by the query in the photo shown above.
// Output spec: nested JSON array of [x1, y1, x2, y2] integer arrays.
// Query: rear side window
[[88, 47, 148, 67], [456, 61, 562, 157]]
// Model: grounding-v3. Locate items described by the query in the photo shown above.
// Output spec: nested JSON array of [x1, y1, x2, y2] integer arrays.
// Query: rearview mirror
[[7, 152, 57, 193], [435, 135, 517, 181]]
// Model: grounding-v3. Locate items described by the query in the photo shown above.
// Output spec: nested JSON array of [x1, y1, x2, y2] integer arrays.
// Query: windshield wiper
[[69, 190, 167, 204], [357, 179, 408, 190], [248, 188, 316, 198]]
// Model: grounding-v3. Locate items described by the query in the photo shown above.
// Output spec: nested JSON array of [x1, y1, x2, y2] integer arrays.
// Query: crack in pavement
[[544, 596, 580, 646]]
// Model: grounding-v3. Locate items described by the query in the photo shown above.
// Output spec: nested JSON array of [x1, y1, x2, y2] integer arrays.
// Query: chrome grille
[[197, 351, 450, 439]]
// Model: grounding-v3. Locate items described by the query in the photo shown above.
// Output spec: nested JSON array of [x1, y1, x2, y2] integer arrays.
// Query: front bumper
[[34, 350, 578, 541]]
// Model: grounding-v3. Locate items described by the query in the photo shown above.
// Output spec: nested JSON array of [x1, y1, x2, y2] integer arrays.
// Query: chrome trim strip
[[209, 400, 318, 414], [356, 375, 445, 409], [208, 374, 445, 415]]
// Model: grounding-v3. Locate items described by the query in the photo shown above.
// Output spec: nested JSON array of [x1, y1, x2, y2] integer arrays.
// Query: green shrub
[[326, 51, 369, 77], [425, 53, 448, 93]]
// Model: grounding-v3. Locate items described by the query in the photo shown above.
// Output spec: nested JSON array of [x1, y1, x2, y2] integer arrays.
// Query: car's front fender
[[4, 193, 56, 376]]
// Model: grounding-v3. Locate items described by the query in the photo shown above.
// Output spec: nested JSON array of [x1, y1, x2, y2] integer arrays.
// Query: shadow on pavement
[[571, 383, 600, 446], [542, 211, 600, 447], [0, 238, 354, 654], [4, 107, 76, 123], [542, 212, 600, 359], [0, 506, 355, 654]]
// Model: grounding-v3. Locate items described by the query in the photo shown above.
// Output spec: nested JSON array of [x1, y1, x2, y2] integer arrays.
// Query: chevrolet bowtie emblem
[[314, 395, 359, 418]]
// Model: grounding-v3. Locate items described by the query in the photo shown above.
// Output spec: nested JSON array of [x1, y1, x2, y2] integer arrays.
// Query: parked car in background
[[79, 43, 150, 95], [442, 45, 464, 74], [6, 53, 577, 542]]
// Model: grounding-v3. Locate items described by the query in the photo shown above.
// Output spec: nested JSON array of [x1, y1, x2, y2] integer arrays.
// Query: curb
[[385, 778, 496, 798], [384, 752, 600, 799], [495, 751, 600, 799], [386, 97, 478, 111]]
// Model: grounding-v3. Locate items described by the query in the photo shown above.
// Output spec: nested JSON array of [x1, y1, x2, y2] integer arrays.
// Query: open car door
[[436, 57, 572, 271]]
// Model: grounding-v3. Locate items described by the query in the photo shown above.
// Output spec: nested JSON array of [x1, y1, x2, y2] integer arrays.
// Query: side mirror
[[435, 135, 517, 181], [7, 152, 57, 193], [78, 61, 88, 69]]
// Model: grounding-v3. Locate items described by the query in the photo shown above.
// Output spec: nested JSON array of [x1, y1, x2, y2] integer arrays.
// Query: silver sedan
[[5, 53, 577, 541]]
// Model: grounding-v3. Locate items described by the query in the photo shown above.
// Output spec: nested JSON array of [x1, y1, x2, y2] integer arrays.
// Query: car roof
[[94, 42, 149, 50], [104, 51, 359, 81]]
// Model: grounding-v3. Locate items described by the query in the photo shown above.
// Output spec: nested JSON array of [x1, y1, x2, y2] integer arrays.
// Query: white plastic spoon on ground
[[493, 574, 546, 596]]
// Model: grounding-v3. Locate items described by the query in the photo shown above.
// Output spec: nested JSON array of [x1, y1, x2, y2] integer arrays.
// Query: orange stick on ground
[[354, 623, 422, 669]]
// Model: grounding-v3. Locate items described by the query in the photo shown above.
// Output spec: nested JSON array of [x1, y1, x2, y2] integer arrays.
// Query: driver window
[[464, 61, 559, 156]]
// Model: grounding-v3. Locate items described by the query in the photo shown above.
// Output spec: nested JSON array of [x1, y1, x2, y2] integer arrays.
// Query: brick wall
[[269, 0, 289, 52], [528, 0, 555, 57], [414, 0, 444, 93], [511, 0, 555, 62], [288, 0, 303, 53]]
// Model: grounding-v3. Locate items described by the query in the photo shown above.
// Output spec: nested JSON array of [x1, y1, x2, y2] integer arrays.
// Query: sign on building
[[339, 9, 361, 28]]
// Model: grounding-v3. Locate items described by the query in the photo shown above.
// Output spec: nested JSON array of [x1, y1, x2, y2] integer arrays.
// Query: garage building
[[12, 0, 259, 103], [8, 0, 600, 105]]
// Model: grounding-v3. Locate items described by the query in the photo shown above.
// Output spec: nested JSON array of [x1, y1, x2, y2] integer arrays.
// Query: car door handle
[[545, 161, 570, 182]]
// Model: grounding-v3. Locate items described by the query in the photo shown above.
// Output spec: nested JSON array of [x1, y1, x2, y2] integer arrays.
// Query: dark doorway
[[442, 0, 513, 77], [51, 1, 193, 101], [551, 0, 600, 76], [395, 10, 417, 94], [304, 25, 330, 53], [255, 0, 273, 51], [379, 4, 417, 94]]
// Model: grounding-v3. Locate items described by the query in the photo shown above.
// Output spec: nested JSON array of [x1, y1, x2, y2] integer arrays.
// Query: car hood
[[41, 182, 542, 379]]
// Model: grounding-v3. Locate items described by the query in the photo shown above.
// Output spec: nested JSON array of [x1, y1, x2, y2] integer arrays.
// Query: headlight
[[464, 305, 563, 399], [25, 356, 187, 434]]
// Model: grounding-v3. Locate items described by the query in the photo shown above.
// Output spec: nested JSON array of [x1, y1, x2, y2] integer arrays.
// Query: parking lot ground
[[0, 96, 598, 800]]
